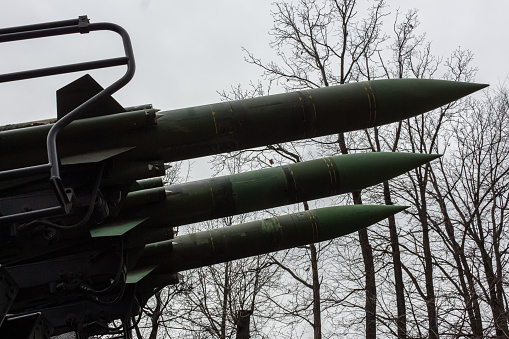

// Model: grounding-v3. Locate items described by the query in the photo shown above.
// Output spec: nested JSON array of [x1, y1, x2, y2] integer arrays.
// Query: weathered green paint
[[122, 152, 438, 241], [153, 80, 486, 163], [0, 79, 486, 172], [137, 204, 406, 273]]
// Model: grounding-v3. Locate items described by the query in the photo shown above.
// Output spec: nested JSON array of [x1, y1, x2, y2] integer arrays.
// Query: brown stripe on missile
[[272, 216, 284, 250], [297, 90, 318, 138], [323, 157, 340, 195], [210, 104, 218, 134], [368, 83, 377, 124], [304, 91, 318, 137], [363, 82, 377, 126], [208, 230, 216, 257], [309, 211, 319, 243], [281, 165, 298, 203]]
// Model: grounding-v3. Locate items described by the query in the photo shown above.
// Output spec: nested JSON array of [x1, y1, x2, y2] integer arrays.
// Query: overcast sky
[[0, 0, 506, 180], [0, 0, 506, 126]]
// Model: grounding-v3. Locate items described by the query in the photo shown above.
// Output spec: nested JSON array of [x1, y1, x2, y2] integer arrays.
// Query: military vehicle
[[0, 16, 487, 338]]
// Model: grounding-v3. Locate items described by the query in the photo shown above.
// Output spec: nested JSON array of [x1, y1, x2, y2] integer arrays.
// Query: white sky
[[0, 0, 506, 178], [0, 0, 276, 125], [0, 1, 506, 124]]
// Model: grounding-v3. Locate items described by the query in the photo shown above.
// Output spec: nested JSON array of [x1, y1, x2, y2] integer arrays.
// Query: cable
[[19, 163, 106, 232], [76, 240, 125, 296]]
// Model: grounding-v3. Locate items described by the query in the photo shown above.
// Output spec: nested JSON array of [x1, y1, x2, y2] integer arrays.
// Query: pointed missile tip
[[335, 152, 445, 194], [477, 83, 490, 90], [407, 153, 443, 169], [409, 152, 442, 162], [378, 205, 408, 219], [386, 205, 408, 215], [424, 153, 442, 162], [370, 204, 408, 219], [312, 205, 412, 242], [408, 153, 441, 167], [461, 81, 489, 89], [453, 81, 489, 97]]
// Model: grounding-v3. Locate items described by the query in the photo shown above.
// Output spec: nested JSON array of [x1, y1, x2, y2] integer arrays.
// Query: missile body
[[153, 79, 486, 162], [136, 205, 407, 273], [121, 152, 437, 239], [0, 79, 486, 171]]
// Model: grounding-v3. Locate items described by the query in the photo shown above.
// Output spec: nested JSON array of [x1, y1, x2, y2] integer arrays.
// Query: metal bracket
[[0, 265, 19, 327]]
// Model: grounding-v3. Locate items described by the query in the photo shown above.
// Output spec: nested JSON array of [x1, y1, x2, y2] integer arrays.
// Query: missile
[[0, 79, 486, 172], [152, 79, 486, 163], [134, 204, 407, 273], [112, 152, 437, 247]]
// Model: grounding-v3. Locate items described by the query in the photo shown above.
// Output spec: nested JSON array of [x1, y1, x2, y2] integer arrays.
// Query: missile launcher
[[0, 16, 487, 338]]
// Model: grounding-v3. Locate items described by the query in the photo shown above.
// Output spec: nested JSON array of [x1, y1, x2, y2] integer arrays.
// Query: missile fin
[[90, 217, 148, 237], [126, 265, 157, 284], [56, 74, 126, 120], [61, 146, 135, 165]]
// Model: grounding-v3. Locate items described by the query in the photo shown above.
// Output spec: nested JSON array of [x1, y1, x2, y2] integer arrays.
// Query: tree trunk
[[310, 243, 322, 339], [302, 200, 322, 339], [338, 133, 376, 339], [148, 290, 162, 339], [354, 189, 376, 339], [358, 225, 377, 339], [236, 309, 252, 339], [417, 173, 439, 339], [383, 181, 407, 339], [220, 262, 230, 339], [430, 171, 483, 337], [475, 233, 509, 338]]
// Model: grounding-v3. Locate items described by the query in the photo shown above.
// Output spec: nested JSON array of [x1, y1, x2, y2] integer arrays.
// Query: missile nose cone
[[314, 204, 408, 242], [458, 82, 489, 93], [371, 79, 488, 125], [414, 80, 488, 107], [335, 152, 441, 194], [445, 81, 489, 95]]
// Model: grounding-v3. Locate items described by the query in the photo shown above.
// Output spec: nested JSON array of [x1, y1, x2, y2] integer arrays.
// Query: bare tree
[[243, 1, 387, 337], [428, 85, 509, 337]]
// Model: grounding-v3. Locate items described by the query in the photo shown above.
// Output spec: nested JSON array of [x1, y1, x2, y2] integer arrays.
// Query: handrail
[[0, 15, 135, 218]]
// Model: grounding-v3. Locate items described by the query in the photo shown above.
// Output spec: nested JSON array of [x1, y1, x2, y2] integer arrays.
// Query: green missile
[[135, 204, 407, 273], [0, 79, 486, 171], [154, 79, 486, 162], [118, 152, 437, 243]]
